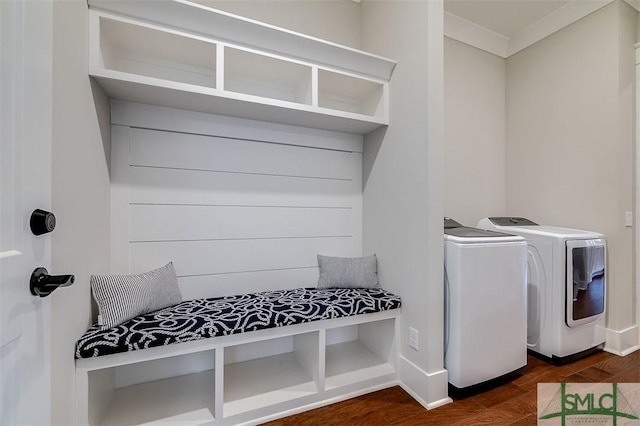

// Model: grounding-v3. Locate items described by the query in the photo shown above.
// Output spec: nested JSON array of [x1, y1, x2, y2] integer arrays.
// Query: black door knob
[[30, 209, 56, 236], [30, 267, 74, 297]]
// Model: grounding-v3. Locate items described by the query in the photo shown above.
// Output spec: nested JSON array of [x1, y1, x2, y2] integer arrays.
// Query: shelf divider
[[214, 348, 224, 420], [216, 44, 225, 91]]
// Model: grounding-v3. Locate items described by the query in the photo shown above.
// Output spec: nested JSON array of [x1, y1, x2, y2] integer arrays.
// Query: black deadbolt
[[30, 209, 56, 236]]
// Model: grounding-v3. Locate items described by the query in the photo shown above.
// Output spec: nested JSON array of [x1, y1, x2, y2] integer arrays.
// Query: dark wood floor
[[265, 350, 639, 425]]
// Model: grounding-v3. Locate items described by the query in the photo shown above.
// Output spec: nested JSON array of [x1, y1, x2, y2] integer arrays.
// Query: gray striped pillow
[[91, 262, 183, 329]]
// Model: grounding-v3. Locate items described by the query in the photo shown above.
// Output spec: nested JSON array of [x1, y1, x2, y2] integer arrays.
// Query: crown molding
[[444, 11, 509, 57], [445, 0, 615, 59], [624, 0, 640, 12], [507, 0, 614, 56]]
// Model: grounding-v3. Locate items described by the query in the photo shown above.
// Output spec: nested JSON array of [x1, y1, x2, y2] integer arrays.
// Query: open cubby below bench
[[75, 288, 401, 426]]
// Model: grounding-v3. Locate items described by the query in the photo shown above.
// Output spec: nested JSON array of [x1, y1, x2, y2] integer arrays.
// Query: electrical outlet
[[409, 327, 419, 351], [625, 211, 633, 227]]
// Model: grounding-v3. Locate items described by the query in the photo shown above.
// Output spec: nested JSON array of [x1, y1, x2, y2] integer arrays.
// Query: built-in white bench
[[75, 288, 400, 425], [78, 1, 402, 423], [78, 97, 397, 425]]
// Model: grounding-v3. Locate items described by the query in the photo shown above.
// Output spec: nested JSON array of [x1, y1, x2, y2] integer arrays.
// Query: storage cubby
[[88, 3, 396, 134], [318, 69, 385, 118], [99, 16, 216, 88], [324, 319, 396, 390], [77, 312, 400, 425], [93, 351, 217, 426], [223, 333, 320, 417], [224, 47, 312, 105]]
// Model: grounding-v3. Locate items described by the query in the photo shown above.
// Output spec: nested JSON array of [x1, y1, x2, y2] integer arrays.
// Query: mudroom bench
[[75, 287, 401, 426]]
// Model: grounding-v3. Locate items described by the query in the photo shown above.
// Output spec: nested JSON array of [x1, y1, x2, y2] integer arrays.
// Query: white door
[[1, 0, 54, 424]]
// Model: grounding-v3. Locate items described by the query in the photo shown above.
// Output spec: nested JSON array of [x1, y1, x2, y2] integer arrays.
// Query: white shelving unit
[[76, 312, 399, 425], [87, 1, 396, 134], [79, 1, 401, 423]]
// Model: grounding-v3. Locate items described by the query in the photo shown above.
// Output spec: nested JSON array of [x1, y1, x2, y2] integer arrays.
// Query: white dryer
[[477, 217, 606, 364], [444, 218, 527, 392]]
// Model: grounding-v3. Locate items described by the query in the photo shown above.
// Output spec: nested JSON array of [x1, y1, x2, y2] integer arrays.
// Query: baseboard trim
[[398, 355, 452, 410], [604, 325, 640, 356]]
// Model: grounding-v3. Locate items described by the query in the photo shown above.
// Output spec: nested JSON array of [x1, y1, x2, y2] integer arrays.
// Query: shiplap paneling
[[130, 204, 352, 242], [129, 128, 358, 180], [176, 268, 319, 301], [111, 101, 364, 153], [126, 166, 358, 207], [111, 104, 363, 299], [129, 237, 354, 277]]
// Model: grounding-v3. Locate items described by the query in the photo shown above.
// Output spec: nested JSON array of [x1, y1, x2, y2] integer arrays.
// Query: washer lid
[[444, 226, 524, 243]]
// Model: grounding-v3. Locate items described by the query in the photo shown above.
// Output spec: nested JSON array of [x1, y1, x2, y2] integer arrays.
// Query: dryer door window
[[565, 239, 606, 328]]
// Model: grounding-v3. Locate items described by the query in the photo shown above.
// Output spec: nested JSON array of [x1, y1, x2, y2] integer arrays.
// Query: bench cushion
[[75, 287, 401, 359]]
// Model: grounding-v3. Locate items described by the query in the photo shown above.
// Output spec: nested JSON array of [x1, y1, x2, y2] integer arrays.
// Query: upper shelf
[[88, 0, 397, 135]]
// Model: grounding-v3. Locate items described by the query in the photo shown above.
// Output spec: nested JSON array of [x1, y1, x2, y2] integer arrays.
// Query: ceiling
[[443, 0, 617, 57]]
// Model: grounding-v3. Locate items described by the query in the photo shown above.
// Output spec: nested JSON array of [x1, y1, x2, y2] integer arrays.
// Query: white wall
[[51, 0, 111, 424], [444, 37, 506, 226], [361, 0, 449, 409], [506, 2, 636, 341], [619, 0, 637, 347], [194, 0, 361, 49]]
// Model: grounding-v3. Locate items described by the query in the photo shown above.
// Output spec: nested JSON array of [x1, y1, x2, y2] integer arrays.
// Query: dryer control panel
[[489, 217, 538, 226]]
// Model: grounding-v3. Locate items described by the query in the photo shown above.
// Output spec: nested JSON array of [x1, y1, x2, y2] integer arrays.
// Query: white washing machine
[[444, 218, 527, 392], [477, 217, 606, 364]]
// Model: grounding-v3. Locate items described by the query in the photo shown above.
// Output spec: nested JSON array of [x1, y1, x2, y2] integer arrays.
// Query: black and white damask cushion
[[91, 263, 183, 330], [75, 287, 401, 359]]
